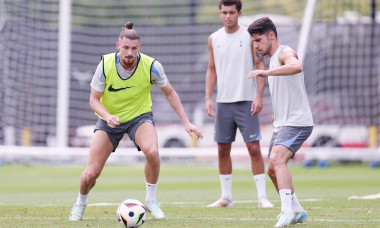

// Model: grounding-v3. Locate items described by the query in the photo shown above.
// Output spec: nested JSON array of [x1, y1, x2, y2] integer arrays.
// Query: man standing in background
[[205, 0, 273, 209]]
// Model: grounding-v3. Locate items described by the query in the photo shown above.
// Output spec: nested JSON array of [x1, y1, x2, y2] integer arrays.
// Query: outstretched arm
[[161, 81, 203, 139], [248, 49, 303, 78], [272, 49, 303, 75]]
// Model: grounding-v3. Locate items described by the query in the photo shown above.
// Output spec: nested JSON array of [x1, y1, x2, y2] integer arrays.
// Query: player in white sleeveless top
[[248, 17, 313, 227], [205, 0, 273, 209], [268, 45, 313, 130], [211, 26, 256, 102]]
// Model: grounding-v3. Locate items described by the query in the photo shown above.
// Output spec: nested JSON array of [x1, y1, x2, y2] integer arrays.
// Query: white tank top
[[211, 26, 257, 102], [269, 45, 314, 129]]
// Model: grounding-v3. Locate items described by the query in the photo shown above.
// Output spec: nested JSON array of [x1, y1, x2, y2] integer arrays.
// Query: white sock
[[145, 182, 157, 203], [220, 174, 232, 201], [253, 173, 267, 200], [291, 193, 305, 213], [76, 192, 89, 205], [279, 189, 292, 213]]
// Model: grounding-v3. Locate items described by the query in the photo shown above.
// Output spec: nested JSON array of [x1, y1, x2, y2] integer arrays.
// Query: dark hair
[[219, 0, 242, 12], [119, 21, 140, 40], [247, 17, 277, 38]]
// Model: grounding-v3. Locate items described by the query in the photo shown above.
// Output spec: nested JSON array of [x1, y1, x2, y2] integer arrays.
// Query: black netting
[[0, 0, 378, 146]]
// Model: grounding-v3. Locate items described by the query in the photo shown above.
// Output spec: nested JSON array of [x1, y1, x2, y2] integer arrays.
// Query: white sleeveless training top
[[269, 45, 314, 129], [211, 26, 257, 102]]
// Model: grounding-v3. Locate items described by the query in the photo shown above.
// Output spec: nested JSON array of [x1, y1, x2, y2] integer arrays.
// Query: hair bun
[[124, 22, 133, 29]]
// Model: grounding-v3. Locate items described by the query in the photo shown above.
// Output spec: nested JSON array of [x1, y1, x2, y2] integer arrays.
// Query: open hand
[[248, 70, 268, 78]]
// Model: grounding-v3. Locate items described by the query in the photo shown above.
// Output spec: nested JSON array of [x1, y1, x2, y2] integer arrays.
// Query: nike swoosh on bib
[[108, 85, 134, 92]]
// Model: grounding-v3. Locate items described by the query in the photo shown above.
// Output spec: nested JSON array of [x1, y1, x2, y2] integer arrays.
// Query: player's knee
[[217, 150, 229, 158], [84, 169, 101, 181], [217, 145, 231, 159], [143, 148, 159, 162], [247, 143, 261, 158], [267, 167, 276, 179], [269, 154, 285, 169]]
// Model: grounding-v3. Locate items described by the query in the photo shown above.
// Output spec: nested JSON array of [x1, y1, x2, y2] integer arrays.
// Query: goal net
[[0, 0, 379, 154]]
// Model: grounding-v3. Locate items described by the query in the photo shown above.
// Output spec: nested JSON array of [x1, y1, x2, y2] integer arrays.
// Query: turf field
[[1, 163, 379, 227]]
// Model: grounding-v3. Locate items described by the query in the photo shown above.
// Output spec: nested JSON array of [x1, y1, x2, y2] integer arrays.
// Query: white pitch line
[[311, 219, 380, 222], [0, 199, 321, 207], [167, 218, 380, 223], [87, 198, 321, 206], [233, 198, 322, 203], [88, 203, 119, 206], [2, 217, 380, 223]]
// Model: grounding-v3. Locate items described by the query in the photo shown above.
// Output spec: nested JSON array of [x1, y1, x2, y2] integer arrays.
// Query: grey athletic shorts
[[268, 126, 313, 159], [94, 112, 155, 152], [215, 101, 261, 143]]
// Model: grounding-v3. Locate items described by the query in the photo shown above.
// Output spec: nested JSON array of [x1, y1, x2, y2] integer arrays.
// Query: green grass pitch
[[0, 163, 379, 227]]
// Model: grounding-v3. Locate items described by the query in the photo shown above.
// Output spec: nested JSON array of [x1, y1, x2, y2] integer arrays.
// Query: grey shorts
[[94, 112, 155, 152], [215, 101, 261, 143], [268, 126, 313, 159]]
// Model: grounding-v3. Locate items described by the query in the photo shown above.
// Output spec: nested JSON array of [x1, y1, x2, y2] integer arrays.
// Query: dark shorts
[[215, 101, 261, 143], [268, 126, 313, 159], [94, 112, 155, 152]]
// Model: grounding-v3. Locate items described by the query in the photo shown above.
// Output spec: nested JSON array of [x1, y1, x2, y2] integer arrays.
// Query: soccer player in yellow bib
[[69, 21, 203, 221]]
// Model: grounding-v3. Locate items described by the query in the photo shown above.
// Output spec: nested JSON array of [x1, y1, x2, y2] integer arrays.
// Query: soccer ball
[[117, 199, 146, 227]]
